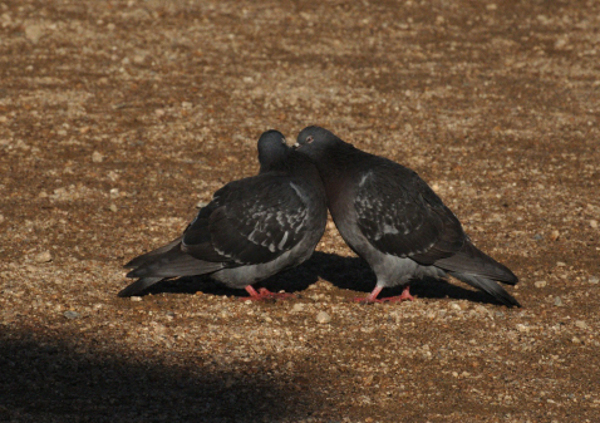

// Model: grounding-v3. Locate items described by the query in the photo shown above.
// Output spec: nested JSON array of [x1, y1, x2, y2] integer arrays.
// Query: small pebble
[[550, 230, 560, 241], [24, 23, 44, 43], [589, 276, 599, 284], [474, 305, 488, 315], [291, 303, 305, 313], [532, 233, 543, 241], [63, 310, 81, 320], [316, 311, 331, 324], [133, 54, 146, 64], [575, 320, 588, 330], [554, 296, 563, 307], [534, 280, 547, 288], [450, 302, 462, 311], [591, 220, 598, 229], [130, 296, 142, 302], [554, 37, 569, 50], [92, 151, 104, 163], [109, 203, 118, 212], [35, 250, 53, 263]]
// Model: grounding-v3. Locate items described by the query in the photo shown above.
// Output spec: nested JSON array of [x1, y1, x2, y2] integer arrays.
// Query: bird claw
[[351, 286, 415, 304], [381, 293, 415, 302], [383, 287, 416, 302], [242, 286, 295, 301]]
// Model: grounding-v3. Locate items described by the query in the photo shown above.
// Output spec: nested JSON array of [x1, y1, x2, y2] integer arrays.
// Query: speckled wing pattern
[[181, 174, 310, 265], [354, 165, 465, 265]]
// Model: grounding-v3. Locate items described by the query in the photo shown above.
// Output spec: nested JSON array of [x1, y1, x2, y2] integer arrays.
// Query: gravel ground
[[1, 1, 600, 422]]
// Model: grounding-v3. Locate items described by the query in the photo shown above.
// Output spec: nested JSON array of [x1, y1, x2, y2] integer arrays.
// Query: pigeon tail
[[124, 237, 182, 269], [120, 244, 224, 297], [118, 276, 164, 297], [449, 272, 521, 307], [435, 241, 520, 306], [434, 240, 518, 285], [126, 253, 223, 279]]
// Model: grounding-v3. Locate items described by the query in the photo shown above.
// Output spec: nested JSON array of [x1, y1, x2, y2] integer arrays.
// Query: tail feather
[[124, 237, 183, 268], [435, 240, 518, 285], [119, 240, 225, 297], [450, 272, 521, 307], [125, 253, 223, 279], [118, 277, 164, 297]]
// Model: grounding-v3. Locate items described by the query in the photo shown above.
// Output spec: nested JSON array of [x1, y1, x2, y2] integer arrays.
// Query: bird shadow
[[137, 251, 507, 306], [0, 327, 323, 423], [141, 260, 320, 298], [309, 251, 510, 306]]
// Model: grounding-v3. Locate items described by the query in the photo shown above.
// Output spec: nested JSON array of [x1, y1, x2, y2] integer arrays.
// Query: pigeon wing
[[182, 175, 310, 265], [354, 167, 465, 265]]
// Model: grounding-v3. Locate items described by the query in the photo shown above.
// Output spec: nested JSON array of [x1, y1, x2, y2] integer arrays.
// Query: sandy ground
[[1, 1, 599, 422]]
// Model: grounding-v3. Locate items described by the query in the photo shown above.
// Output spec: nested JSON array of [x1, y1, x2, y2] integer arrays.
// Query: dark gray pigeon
[[119, 130, 328, 299], [294, 126, 520, 307]]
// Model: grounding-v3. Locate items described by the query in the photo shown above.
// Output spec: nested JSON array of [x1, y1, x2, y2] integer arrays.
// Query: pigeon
[[119, 130, 328, 300], [294, 126, 520, 307]]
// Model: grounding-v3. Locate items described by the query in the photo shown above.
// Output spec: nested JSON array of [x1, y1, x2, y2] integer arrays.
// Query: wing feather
[[354, 166, 464, 264], [182, 174, 311, 265]]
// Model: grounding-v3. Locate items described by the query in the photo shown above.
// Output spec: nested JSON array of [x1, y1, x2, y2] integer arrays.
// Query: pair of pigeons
[[120, 126, 520, 307]]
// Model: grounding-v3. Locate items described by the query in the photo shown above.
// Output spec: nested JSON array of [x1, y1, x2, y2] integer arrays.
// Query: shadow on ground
[[311, 252, 512, 306], [0, 328, 321, 423], [134, 251, 507, 306]]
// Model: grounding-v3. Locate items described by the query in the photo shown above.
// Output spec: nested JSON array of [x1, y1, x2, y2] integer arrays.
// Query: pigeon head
[[294, 126, 344, 161], [257, 130, 289, 172]]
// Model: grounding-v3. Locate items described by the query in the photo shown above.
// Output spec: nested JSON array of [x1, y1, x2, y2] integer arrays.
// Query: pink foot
[[352, 285, 415, 303], [383, 285, 415, 302], [241, 285, 295, 301]]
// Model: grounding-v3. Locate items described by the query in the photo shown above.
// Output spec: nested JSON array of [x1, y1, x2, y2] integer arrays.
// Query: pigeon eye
[[306, 135, 314, 144]]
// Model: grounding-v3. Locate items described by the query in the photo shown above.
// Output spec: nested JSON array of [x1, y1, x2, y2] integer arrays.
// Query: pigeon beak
[[293, 142, 300, 149]]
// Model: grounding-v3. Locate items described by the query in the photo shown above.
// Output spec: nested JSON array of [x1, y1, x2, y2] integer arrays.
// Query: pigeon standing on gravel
[[119, 130, 328, 300], [294, 126, 520, 307]]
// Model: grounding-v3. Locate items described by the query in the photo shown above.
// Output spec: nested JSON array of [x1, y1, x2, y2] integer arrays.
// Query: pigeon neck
[[318, 142, 361, 179]]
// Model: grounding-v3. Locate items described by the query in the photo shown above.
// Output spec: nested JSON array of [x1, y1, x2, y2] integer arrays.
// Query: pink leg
[[242, 285, 295, 301], [352, 285, 415, 303]]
